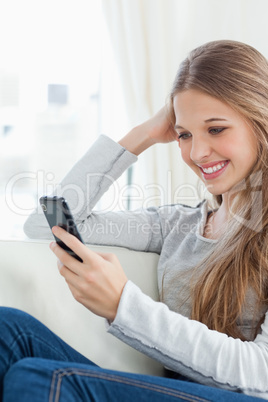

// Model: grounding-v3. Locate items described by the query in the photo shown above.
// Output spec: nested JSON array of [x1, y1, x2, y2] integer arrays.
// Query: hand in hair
[[119, 105, 176, 155]]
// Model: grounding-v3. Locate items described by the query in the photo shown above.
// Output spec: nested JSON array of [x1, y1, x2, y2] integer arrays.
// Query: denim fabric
[[0, 307, 261, 402]]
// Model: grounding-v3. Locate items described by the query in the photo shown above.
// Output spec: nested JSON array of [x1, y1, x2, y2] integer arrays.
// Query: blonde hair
[[170, 40, 268, 340]]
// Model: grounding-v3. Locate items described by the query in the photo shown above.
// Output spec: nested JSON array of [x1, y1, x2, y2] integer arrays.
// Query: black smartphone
[[39, 196, 84, 262]]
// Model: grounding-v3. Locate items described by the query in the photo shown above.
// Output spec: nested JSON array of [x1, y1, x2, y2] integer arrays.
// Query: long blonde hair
[[169, 40, 268, 340]]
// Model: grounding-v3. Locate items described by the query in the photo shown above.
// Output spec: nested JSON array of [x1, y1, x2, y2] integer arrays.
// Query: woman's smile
[[173, 89, 258, 196], [198, 160, 230, 179]]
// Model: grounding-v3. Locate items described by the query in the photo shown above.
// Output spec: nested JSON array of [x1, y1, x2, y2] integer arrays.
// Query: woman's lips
[[199, 161, 229, 180]]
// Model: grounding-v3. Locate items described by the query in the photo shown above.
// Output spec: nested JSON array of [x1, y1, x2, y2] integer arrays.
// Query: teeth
[[203, 162, 226, 174]]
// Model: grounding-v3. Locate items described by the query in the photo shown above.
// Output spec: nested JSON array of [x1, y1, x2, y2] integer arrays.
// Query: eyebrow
[[174, 118, 228, 130]]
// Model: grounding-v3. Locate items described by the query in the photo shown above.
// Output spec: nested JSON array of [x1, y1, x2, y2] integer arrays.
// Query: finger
[[57, 260, 80, 285], [51, 226, 89, 261], [50, 241, 81, 275], [57, 258, 72, 274], [52, 226, 103, 264], [96, 252, 118, 263], [57, 258, 63, 271], [57, 262, 86, 297]]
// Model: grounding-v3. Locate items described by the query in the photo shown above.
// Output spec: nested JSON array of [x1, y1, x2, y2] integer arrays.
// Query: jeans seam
[[49, 368, 209, 402], [8, 332, 68, 363]]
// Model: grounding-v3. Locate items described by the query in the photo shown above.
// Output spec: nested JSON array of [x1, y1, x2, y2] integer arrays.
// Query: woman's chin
[[203, 183, 227, 197]]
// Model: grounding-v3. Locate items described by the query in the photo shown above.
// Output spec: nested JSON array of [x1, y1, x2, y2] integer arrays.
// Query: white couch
[[0, 238, 164, 376]]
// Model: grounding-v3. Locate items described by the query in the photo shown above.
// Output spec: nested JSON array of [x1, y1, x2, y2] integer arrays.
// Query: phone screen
[[40, 196, 84, 262]]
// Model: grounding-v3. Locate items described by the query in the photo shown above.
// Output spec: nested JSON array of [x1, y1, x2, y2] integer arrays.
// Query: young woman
[[1, 40, 267, 401]]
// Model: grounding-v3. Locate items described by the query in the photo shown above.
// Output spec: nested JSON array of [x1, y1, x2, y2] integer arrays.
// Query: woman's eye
[[209, 127, 225, 135], [178, 132, 192, 140]]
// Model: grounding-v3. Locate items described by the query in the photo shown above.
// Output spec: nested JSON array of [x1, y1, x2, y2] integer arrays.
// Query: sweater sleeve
[[107, 280, 268, 399], [23, 135, 163, 253]]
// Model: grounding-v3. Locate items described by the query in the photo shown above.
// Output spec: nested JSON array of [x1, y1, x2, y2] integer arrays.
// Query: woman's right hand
[[119, 104, 177, 155]]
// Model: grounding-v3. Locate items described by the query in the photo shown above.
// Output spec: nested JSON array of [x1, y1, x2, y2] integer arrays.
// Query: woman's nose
[[190, 136, 212, 163]]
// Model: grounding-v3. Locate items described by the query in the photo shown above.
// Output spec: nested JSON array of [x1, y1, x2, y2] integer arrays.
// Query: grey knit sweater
[[24, 135, 268, 399]]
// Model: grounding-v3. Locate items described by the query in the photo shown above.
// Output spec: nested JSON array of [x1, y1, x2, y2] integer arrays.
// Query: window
[[0, 0, 129, 238]]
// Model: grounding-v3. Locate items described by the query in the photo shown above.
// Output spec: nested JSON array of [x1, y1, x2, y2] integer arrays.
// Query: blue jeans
[[0, 307, 261, 401]]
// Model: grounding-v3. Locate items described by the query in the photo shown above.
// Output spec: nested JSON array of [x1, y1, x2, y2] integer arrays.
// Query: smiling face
[[173, 89, 258, 196]]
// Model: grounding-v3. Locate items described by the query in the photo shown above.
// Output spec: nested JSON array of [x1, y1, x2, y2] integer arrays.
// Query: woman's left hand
[[49, 226, 128, 321]]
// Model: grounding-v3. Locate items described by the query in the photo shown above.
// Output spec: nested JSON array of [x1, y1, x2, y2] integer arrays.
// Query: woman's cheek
[[180, 146, 192, 167]]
